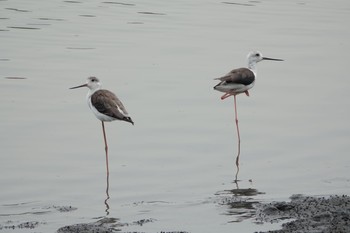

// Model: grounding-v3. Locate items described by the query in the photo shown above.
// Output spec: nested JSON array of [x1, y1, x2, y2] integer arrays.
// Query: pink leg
[[233, 95, 241, 181], [233, 95, 241, 144], [102, 122, 110, 215], [102, 121, 109, 175], [221, 93, 233, 100]]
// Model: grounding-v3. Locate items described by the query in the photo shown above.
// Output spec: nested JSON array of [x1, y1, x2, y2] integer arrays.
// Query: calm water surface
[[1, 0, 350, 232]]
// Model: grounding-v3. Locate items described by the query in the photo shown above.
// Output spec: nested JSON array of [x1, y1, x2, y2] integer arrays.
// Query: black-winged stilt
[[70, 76, 134, 174], [214, 51, 283, 179]]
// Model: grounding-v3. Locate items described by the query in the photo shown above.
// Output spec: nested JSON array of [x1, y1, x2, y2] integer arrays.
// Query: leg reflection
[[104, 171, 110, 215]]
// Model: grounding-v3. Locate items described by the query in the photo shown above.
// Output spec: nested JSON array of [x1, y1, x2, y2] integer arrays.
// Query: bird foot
[[221, 93, 233, 100]]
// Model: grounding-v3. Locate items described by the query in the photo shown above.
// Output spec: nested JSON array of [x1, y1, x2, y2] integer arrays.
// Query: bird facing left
[[70, 76, 134, 125], [70, 76, 133, 175]]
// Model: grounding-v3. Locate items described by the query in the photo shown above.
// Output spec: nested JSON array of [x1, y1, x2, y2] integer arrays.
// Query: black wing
[[215, 67, 255, 85], [91, 90, 134, 124]]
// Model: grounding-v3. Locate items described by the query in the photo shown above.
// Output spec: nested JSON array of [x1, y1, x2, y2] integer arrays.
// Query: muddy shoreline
[[254, 195, 350, 233], [1, 195, 349, 232]]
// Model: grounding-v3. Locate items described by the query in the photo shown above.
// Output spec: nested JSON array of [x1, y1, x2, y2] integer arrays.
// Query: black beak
[[69, 84, 88, 89], [262, 57, 284, 61]]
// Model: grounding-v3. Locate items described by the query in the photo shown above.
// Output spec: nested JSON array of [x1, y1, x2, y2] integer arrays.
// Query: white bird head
[[247, 51, 264, 64], [247, 51, 283, 69], [70, 76, 102, 91]]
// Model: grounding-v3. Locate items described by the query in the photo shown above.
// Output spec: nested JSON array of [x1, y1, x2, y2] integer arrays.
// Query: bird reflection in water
[[216, 183, 265, 223]]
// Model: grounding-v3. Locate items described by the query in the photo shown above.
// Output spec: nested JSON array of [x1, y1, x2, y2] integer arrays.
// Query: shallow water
[[1, 0, 350, 232]]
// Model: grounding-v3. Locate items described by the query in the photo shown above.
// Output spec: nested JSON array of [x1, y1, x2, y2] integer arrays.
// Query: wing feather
[[91, 90, 134, 124], [215, 68, 255, 85]]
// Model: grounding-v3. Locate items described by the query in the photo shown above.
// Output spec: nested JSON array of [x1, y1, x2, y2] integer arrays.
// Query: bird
[[214, 51, 283, 178], [214, 51, 283, 99], [70, 76, 134, 174]]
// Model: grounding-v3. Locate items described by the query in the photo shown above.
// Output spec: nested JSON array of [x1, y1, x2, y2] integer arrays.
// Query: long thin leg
[[102, 121, 109, 175], [234, 95, 241, 148], [233, 95, 241, 182]]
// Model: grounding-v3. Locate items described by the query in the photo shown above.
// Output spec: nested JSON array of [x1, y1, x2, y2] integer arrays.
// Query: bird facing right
[[213, 51, 283, 180], [214, 51, 283, 99]]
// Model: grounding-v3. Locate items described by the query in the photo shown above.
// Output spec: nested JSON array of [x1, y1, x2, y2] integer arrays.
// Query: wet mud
[[1, 195, 349, 232], [255, 195, 350, 233], [215, 187, 350, 233], [57, 217, 123, 233], [0, 221, 41, 231], [57, 217, 188, 233], [57, 194, 350, 232]]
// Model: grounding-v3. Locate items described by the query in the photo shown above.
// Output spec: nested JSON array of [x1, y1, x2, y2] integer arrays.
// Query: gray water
[[1, 0, 350, 232]]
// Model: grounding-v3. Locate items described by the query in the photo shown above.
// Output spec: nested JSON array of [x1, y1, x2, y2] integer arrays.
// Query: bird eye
[[255, 53, 259, 56]]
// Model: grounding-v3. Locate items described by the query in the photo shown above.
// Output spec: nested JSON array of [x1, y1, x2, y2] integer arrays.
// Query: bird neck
[[248, 62, 258, 77], [87, 86, 101, 97], [248, 61, 257, 70], [248, 61, 258, 74]]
